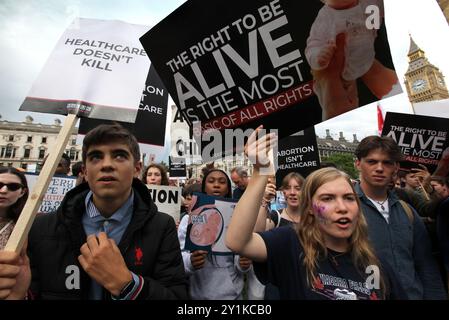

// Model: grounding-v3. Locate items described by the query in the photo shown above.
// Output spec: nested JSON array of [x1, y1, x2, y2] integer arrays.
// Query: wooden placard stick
[[4, 114, 79, 253]]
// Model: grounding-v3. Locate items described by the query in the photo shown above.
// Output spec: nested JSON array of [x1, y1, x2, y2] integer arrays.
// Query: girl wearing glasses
[[0, 167, 29, 250]]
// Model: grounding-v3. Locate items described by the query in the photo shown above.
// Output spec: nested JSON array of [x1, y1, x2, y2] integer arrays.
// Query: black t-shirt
[[254, 226, 406, 300], [270, 209, 295, 228]]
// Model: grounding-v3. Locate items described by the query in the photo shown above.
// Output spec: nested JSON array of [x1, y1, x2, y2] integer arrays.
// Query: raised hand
[[244, 126, 277, 171], [263, 182, 277, 203], [411, 164, 430, 182]]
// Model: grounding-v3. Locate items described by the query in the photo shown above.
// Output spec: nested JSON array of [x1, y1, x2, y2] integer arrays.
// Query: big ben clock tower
[[404, 36, 449, 103]]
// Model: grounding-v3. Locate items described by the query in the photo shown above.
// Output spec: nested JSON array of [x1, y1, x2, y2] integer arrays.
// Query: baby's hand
[[317, 42, 336, 68]]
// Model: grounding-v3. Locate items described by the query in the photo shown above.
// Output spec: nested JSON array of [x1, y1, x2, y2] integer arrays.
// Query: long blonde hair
[[295, 167, 387, 297]]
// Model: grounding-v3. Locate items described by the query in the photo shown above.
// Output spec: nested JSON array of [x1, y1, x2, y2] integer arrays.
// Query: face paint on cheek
[[312, 202, 331, 225]]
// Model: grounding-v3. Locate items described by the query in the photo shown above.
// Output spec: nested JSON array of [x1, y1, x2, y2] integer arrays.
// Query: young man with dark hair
[[354, 135, 446, 299], [0, 124, 188, 300]]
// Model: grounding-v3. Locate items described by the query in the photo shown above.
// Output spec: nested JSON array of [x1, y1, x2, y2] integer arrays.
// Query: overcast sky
[[0, 0, 448, 141]]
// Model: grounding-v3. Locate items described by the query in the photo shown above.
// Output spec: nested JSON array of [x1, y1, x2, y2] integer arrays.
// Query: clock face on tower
[[412, 79, 427, 92]]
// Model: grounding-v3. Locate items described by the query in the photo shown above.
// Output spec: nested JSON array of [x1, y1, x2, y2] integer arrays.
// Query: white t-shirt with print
[[367, 196, 390, 223]]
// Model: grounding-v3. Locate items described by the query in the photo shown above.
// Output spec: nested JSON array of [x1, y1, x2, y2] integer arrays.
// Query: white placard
[[20, 18, 150, 123], [146, 184, 182, 221]]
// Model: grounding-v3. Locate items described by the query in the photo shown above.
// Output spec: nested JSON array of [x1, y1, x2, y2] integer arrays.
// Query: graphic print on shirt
[[312, 273, 378, 300]]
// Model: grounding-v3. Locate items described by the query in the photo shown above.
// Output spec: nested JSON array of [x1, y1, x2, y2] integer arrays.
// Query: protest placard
[[169, 157, 187, 178], [25, 174, 77, 214], [276, 127, 320, 188], [140, 0, 400, 145], [184, 193, 236, 255], [79, 64, 169, 146], [170, 105, 202, 164], [20, 18, 150, 123], [146, 185, 182, 221], [381, 112, 449, 173], [7, 18, 151, 252]]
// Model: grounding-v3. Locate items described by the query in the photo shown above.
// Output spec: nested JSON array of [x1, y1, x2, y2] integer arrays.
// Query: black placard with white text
[[169, 157, 187, 178], [140, 0, 399, 143], [79, 64, 168, 146], [381, 112, 449, 173], [276, 127, 320, 188]]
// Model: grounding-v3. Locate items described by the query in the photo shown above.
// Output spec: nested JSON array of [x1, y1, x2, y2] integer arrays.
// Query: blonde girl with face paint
[[297, 168, 380, 289], [226, 127, 406, 300]]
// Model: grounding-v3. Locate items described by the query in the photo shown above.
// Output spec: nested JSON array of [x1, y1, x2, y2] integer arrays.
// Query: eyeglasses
[[0, 182, 24, 191]]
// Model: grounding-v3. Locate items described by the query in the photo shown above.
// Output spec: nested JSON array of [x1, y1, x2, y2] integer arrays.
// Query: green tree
[[159, 160, 169, 172], [322, 153, 358, 179]]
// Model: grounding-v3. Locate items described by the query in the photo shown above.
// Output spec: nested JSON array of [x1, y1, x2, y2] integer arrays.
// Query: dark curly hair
[[142, 163, 169, 186]]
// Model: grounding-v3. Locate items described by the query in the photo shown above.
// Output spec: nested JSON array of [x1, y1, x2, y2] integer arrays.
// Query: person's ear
[[18, 187, 27, 198], [355, 159, 361, 172], [83, 166, 90, 183], [134, 161, 143, 178], [393, 163, 399, 175]]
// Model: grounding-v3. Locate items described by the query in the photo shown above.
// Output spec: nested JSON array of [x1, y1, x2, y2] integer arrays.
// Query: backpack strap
[[398, 200, 414, 224]]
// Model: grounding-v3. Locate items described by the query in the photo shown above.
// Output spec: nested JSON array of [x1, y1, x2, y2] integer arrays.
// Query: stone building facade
[[0, 116, 81, 172]]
